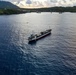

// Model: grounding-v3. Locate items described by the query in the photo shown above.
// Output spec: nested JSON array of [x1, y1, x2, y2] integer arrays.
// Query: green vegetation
[[0, 1, 19, 9], [0, 1, 76, 15], [22, 6, 76, 13], [0, 9, 27, 15], [0, 1, 25, 15], [0, 6, 76, 15], [50, 6, 76, 12]]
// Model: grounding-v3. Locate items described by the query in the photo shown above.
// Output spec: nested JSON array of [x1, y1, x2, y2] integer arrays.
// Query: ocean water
[[0, 12, 76, 75]]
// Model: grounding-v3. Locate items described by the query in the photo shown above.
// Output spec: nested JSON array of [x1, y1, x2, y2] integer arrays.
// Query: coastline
[[0, 6, 76, 15]]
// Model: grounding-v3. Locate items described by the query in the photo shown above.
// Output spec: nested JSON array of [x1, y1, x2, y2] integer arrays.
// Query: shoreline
[[0, 7, 76, 15]]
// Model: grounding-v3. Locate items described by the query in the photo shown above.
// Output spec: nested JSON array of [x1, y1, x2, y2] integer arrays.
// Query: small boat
[[28, 29, 52, 43]]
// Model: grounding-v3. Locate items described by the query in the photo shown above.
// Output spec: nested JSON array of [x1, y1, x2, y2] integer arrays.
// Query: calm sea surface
[[0, 12, 76, 75]]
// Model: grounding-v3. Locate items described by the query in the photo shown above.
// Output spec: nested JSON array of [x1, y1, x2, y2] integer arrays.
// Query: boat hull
[[28, 31, 51, 43]]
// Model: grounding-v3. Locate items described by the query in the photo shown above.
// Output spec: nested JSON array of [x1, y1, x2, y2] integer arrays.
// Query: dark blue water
[[0, 12, 76, 75]]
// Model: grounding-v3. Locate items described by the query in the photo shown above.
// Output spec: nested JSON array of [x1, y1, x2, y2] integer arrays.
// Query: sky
[[2, 0, 76, 8]]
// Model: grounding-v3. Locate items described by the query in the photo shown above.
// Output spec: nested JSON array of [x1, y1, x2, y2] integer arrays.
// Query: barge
[[28, 29, 52, 43]]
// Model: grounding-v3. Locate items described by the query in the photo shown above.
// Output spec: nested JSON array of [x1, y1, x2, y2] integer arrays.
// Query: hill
[[22, 6, 76, 13], [0, 1, 19, 9]]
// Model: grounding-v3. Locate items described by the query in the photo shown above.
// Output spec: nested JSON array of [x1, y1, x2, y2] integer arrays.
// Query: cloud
[[12, 0, 76, 8], [26, 0, 32, 4]]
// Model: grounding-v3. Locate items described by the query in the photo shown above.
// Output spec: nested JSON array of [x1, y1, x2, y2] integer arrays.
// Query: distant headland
[[0, 1, 76, 15]]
